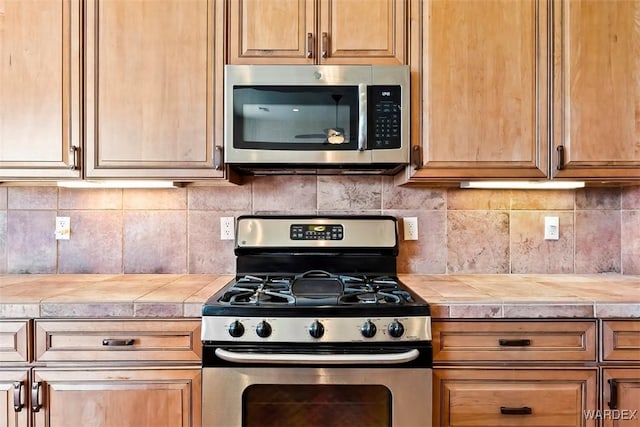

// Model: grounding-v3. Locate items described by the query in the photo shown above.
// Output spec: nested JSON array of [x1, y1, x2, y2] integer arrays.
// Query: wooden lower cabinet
[[0, 319, 202, 427], [601, 320, 640, 427], [433, 368, 598, 427], [31, 367, 201, 427], [602, 369, 640, 427], [0, 369, 29, 427]]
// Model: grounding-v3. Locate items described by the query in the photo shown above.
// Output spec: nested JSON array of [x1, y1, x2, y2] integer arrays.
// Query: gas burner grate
[[218, 272, 414, 307]]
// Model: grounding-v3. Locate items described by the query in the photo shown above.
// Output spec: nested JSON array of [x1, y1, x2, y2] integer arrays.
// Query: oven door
[[202, 348, 432, 427]]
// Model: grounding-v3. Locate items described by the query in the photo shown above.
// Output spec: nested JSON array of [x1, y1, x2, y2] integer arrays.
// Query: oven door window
[[232, 86, 359, 150], [242, 384, 391, 427]]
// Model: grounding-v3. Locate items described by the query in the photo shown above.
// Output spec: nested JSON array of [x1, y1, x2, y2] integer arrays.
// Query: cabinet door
[[0, 0, 81, 179], [434, 368, 597, 427], [31, 368, 201, 427], [85, 0, 225, 179], [409, 0, 549, 180], [602, 369, 640, 427], [318, 0, 406, 64], [0, 370, 29, 427], [228, 0, 316, 64], [552, 0, 640, 180]]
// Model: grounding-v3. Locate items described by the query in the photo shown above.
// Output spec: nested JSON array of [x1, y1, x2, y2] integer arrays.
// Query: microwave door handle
[[358, 84, 367, 151], [214, 348, 419, 365]]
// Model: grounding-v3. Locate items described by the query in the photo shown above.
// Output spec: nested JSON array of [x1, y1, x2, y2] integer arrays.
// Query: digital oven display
[[290, 224, 343, 240]]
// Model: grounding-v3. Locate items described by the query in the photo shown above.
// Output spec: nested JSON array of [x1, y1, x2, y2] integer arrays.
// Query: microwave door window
[[233, 86, 359, 150]]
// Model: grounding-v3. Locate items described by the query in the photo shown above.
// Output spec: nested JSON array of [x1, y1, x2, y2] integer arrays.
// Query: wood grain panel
[[0, 369, 29, 427], [228, 0, 315, 63], [32, 368, 201, 427], [34, 319, 201, 362], [433, 320, 597, 363], [0, 0, 80, 178], [85, 0, 224, 178], [319, 0, 405, 64], [553, 0, 640, 179], [413, 0, 549, 180], [434, 368, 597, 427], [0, 320, 29, 363], [602, 320, 640, 362]]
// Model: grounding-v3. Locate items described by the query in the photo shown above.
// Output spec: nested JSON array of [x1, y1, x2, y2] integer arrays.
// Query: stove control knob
[[388, 320, 405, 338], [308, 320, 325, 339], [255, 321, 272, 338], [361, 320, 377, 338], [228, 320, 245, 338]]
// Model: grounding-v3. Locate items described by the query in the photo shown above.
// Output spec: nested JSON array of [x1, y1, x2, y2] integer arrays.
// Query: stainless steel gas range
[[201, 215, 432, 427]]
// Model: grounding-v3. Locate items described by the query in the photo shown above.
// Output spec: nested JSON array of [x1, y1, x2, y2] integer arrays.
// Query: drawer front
[[433, 320, 597, 363], [34, 319, 201, 362], [0, 320, 30, 362], [602, 320, 640, 362], [434, 368, 597, 427]]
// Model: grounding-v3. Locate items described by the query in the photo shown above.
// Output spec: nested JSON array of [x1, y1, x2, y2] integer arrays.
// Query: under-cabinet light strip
[[57, 180, 178, 189], [460, 181, 585, 190]]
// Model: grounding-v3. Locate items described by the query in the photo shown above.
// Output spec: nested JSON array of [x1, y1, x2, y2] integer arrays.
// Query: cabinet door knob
[[13, 381, 24, 412]]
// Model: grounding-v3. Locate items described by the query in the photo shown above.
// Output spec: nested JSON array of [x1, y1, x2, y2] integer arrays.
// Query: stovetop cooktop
[[201, 215, 431, 344]]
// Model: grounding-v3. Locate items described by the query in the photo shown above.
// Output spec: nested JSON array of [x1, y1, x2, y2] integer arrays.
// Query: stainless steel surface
[[358, 83, 367, 151], [202, 315, 431, 343], [202, 367, 432, 427], [224, 64, 409, 166], [214, 348, 420, 364], [235, 216, 397, 248]]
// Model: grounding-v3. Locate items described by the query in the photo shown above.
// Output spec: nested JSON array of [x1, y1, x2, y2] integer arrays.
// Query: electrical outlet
[[544, 216, 559, 240], [403, 217, 418, 241], [220, 217, 235, 240], [55, 216, 71, 240]]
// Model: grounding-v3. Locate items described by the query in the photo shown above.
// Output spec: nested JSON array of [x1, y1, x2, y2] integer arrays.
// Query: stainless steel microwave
[[224, 64, 410, 175]]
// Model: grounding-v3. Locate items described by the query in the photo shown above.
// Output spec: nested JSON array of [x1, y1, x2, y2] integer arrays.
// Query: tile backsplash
[[0, 177, 639, 275]]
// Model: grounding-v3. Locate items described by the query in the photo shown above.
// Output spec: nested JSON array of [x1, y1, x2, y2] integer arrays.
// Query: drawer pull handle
[[498, 338, 531, 347], [102, 338, 135, 346], [31, 382, 42, 412], [13, 381, 24, 412], [500, 406, 532, 415], [608, 379, 618, 409], [306, 33, 313, 58]]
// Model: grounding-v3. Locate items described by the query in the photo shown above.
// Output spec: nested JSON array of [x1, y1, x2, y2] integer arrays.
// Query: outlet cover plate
[[544, 216, 559, 240], [403, 217, 418, 241], [220, 217, 235, 240], [55, 216, 71, 240]]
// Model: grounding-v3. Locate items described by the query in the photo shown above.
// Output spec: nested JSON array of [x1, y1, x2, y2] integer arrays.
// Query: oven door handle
[[214, 348, 420, 365]]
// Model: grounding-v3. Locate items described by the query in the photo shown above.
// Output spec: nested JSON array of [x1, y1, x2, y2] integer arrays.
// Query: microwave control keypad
[[369, 85, 402, 149]]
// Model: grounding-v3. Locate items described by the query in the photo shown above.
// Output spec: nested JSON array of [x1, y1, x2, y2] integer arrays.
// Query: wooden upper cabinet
[[552, 0, 640, 180], [85, 0, 225, 179], [406, 0, 549, 181], [227, 0, 406, 64], [0, 0, 81, 179]]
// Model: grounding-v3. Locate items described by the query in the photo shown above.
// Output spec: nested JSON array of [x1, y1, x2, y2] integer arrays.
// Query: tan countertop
[[0, 274, 639, 319]]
